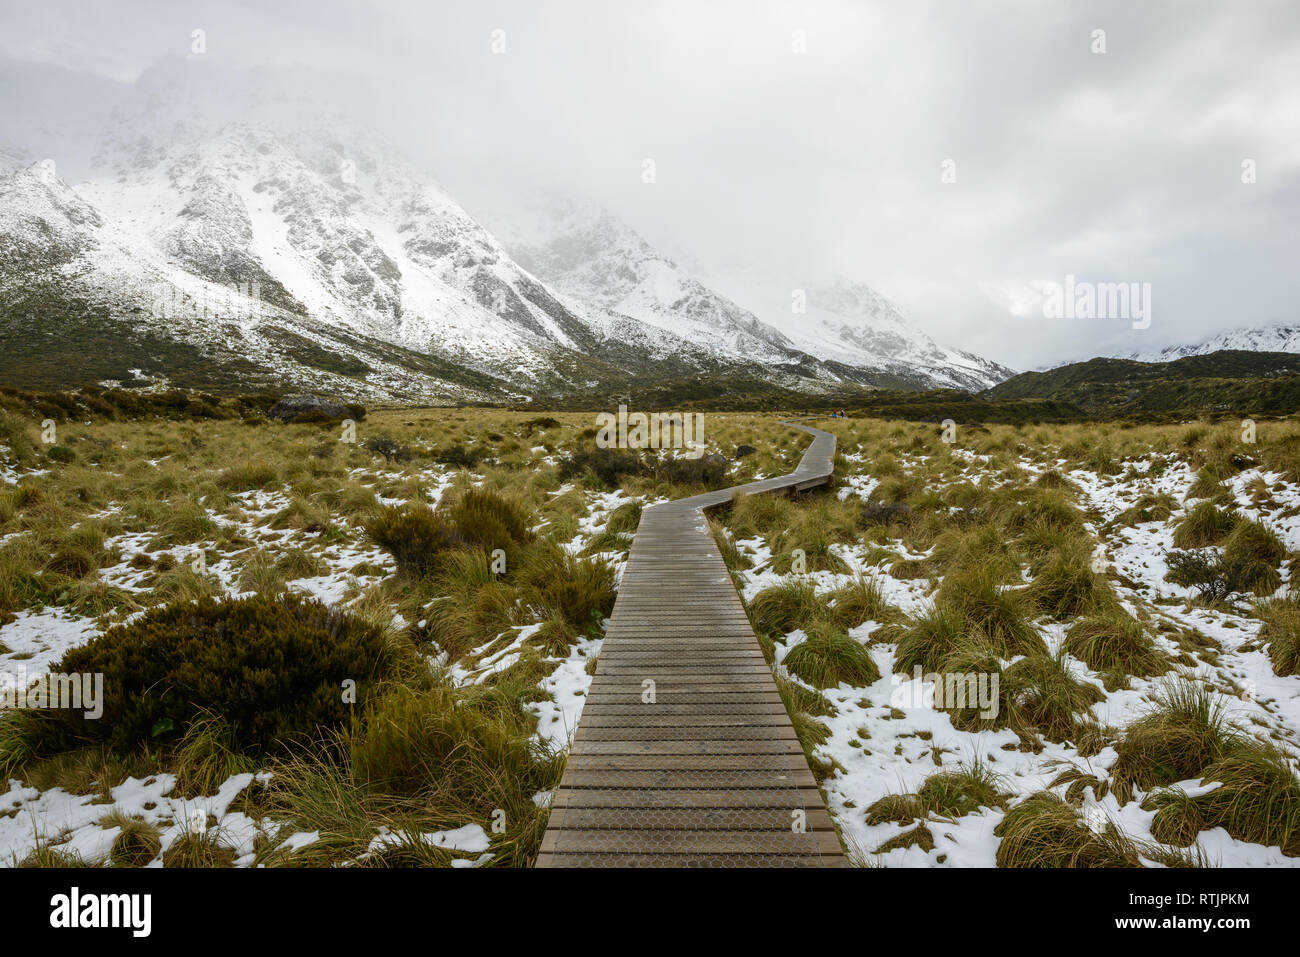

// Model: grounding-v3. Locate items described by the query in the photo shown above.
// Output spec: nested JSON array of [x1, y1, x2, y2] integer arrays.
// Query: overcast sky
[[2, 0, 1298, 370]]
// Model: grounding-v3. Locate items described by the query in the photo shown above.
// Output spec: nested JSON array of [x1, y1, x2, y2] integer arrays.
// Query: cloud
[[2, 0, 1298, 369]]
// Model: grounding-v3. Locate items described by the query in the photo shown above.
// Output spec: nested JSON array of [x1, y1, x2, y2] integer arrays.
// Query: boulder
[[267, 395, 355, 423]]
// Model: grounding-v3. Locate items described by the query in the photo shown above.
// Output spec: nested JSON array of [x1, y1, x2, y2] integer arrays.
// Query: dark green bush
[[365, 504, 461, 577], [656, 453, 728, 488], [557, 446, 648, 488], [366, 491, 534, 577], [435, 444, 488, 469], [45, 594, 396, 755]]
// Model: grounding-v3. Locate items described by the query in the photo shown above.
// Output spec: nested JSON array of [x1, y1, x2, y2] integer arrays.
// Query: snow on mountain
[[494, 199, 804, 367], [760, 279, 1018, 391], [1, 57, 1016, 398], [492, 197, 1014, 390], [1133, 324, 1300, 362]]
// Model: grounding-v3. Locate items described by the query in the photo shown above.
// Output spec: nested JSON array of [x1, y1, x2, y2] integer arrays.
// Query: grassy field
[[2, 403, 1299, 866]]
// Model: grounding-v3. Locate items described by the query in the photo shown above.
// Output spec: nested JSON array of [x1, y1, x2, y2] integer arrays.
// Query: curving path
[[536, 422, 846, 867]]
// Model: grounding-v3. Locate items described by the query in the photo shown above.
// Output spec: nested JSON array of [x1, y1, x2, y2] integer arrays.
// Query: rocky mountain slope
[[0, 58, 1015, 401]]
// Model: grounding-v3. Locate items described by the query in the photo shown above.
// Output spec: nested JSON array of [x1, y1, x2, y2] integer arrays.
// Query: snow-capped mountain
[[0, 57, 1015, 399], [496, 199, 804, 367], [1134, 324, 1300, 363], [489, 197, 1013, 391], [759, 279, 1017, 391]]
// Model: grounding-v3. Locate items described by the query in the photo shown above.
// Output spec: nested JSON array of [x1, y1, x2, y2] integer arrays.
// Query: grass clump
[[101, 810, 163, 866], [1172, 502, 1238, 548], [994, 792, 1141, 867], [1258, 595, 1300, 676], [747, 579, 822, 638], [826, 575, 896, 629], [867, 760, 1009, 824], [1111, 679, 1241, 804], [1064, 608, 1169, 689], [1002, 651, 1104, 744], [782, 620, 880, 689], [1024, 545, 1116, 620], [936, 568, 1046, 658]]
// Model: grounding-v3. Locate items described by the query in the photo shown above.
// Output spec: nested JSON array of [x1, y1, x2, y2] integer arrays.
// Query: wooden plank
[[540, 828, 843, 856], [549, 786, 824, 809]]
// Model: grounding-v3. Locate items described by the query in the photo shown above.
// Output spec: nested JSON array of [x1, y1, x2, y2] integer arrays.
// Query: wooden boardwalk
[[536, 422, 846, 867]]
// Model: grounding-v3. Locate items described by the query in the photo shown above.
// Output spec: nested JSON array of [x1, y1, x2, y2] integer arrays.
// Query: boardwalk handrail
[[537, 419, 845, 867]]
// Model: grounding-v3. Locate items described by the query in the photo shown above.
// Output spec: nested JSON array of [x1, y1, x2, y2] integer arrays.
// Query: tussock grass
[[162, 827, 237, 868], [747, 579, 822, 637], [1024, 544, 1117, 620], [893, 604, 966, 675], [1221, 518, 1286, 596], [604, 500, 643, 534], [1192, 742, 1300, 856], [935, 568, 1046, 658], [1064, 607, 1170, 689], [1003, 651, 1104, 743], [101, 810, 163, 866], [866, 759, 1009, 824], [826, 575, 896, 629], [783, 620, 880, 689], [1257, 595, 1300, 676], [994, 792, 1141, 868], [1172, 502, 1239, 548], [172, 712, 259, 797], [1111, 679, 1242, 804]]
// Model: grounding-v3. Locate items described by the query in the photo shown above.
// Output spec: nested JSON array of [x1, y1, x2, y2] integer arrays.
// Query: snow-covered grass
[[7, 409, 1300, 867], [716, 416, 1300, 867]]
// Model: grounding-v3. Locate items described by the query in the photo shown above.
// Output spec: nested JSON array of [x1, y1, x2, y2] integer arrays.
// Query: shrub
[[43, 594, 396, 756], [365, 505, 461, 577], [362, 436, 412, 463], [1166, 524, 1285, 601], [656, 453, 728, 488], [557, 446, 647, 488], [435, 444, 487, 469]]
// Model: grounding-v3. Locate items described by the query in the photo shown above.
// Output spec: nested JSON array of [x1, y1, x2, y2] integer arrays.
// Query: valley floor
[[1, 407, 1299, 867]]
